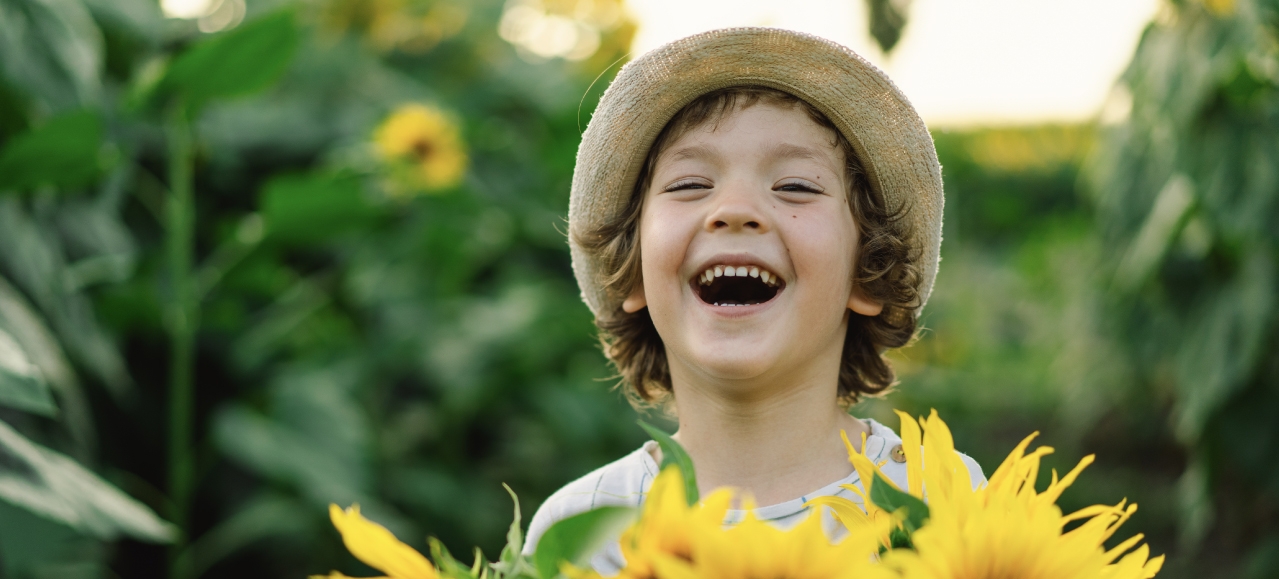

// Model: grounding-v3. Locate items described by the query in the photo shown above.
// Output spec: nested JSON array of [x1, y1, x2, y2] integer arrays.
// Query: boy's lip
[[693, 294, 779, 317]]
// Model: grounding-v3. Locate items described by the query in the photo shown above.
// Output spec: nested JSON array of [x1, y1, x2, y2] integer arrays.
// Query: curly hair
[[574, 86, 922, 408]]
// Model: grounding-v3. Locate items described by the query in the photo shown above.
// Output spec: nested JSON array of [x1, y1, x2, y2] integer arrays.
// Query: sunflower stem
[[165, 100, 198, 579]]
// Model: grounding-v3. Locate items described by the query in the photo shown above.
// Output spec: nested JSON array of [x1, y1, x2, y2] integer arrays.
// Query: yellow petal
[[1062, 503, 1121, 524], [893, 409, 925, 497], [649, 554, 701, 579], [1039, 454, 1095, 506], [985, 431, 1039, 492], [804, 496, 873, 530], [329, 504, 438, 579], [844, 431, 896, 495], [310, 574, 390, 579]]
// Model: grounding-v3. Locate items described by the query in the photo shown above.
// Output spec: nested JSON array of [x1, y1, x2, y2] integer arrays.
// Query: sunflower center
[[411, 138, 435, 161]]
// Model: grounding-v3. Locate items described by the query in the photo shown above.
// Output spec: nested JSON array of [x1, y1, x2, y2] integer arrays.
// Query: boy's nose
[[705, 185, 769, 233]]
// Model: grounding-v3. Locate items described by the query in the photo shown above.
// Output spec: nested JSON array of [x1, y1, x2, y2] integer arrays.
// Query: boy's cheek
[[639, 207, 701, 278]]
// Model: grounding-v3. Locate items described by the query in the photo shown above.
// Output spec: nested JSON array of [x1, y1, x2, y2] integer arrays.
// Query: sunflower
[[819, 410, 1165, 579], [312, 504, 439, 579], [569, 468, 733, 579], [805, 430, 903, 549], [568, 467, 893, 579], [373, 103, 467, 195], [674, 499, 894, 579]]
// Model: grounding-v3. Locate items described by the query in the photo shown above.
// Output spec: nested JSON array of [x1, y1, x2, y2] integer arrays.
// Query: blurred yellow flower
[[1203, 0, 1236, 16], [606, 468, 733, 579], [804, 429, 903, 549], [321, 0, 469, 53], [685, 500, 893, 579], [570, 467, 892, 579], [820, 410, 1165, 579], [312, 504, 440, 579], [374, 103, 467, 194]]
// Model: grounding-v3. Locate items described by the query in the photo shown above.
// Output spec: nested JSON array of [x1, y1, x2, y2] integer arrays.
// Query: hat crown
[[569, 27, 943, 319]]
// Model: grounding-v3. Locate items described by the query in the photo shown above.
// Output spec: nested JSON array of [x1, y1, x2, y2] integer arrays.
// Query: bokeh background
[[0, 0, 1275, 577]]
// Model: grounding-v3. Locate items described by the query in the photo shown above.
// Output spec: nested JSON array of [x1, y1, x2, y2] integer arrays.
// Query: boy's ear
[[848, 286, 883, 317], [622, 283, 647, 313]]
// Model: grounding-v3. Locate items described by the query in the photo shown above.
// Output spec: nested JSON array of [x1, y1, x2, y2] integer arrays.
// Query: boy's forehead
[[658, 104, 843, 167]]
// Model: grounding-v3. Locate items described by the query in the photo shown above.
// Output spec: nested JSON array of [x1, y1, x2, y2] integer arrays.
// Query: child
[[525, 28, 984, 572]]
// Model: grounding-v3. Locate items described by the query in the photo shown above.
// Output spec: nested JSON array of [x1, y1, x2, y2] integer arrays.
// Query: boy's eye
[[775, 181, 823, 193], [665, 179, 711, 192]]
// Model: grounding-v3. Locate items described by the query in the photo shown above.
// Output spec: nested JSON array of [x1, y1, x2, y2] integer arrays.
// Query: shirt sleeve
[[959, 452, 987, 489]]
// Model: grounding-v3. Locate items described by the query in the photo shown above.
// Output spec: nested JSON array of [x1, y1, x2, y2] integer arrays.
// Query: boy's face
[[623, 102, 882, 393]]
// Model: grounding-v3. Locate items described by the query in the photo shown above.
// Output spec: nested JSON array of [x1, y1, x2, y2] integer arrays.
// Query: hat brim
[[569, 27, 943, 319]]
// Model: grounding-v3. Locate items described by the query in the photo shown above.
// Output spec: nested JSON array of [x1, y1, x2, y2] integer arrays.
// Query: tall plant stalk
[[165, 102, 197, 579]]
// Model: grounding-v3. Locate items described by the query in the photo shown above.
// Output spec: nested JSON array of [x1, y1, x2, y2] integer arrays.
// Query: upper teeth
[[698, 265, 781, 286]]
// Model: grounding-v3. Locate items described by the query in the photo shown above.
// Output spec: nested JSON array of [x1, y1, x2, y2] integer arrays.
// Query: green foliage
[[0, 0, 104, 109], [532, 506, 635, 579], [495, 484, 533, 578], [869, 472, 929, 534], [0, 109, 105, 191], [0, 419, 173, 542], [867, 0, 911, 53], [638, 420, 698, 505], [259, 172, 383, 244], [1084, 0, 1279, 570], [0, 327, 56, 416], [0, 0, 1268, 577], [160, 10, 300, 110]]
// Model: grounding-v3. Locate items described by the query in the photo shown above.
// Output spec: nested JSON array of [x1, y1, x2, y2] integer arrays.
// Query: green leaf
[[637, 420, 698, 505], [0, 418, 174, 542], [259, 172, 382, 244], [0, 205, 132, 401], [161, 10, 299, 108], [489, 483, 539, 579], [0, 0, 104, 110], [500, 483, 524, 566], [533, 506, 636, 579], [0, 110, 104, 191], [870, 472, 930, 533], [885, 526, 914, 551], [0, 327, 55, 416], [429, 536, 475, 579], [0, 276, 90, 448], [866, 0, 910, 53], [174, 493, 312, 578]]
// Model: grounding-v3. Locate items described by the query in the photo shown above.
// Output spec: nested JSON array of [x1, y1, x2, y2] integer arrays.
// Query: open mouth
[[693, 265, 785, 307]]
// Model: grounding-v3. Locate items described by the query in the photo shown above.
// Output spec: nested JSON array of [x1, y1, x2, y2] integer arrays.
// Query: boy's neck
[[666, 368, 869, 508]]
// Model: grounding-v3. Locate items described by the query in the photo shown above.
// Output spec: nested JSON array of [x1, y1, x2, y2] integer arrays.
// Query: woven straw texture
[[568, 27, 943, 319]]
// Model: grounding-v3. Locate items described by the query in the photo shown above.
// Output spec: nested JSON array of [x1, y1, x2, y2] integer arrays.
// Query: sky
[[626, 0, 1162, 127]]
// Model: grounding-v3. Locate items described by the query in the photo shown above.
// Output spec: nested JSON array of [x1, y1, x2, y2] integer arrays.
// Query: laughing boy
[[524, 28, 984, 573]]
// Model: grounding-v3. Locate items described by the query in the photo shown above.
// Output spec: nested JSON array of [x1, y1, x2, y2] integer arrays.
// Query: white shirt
[[522, 418, 987, 574]]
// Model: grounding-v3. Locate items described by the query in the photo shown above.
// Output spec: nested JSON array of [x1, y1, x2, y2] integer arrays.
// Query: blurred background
[[0, 0, 1275, 577]]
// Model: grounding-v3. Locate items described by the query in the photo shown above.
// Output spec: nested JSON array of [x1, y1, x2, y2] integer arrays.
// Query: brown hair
[[575, 86, 921, 408]]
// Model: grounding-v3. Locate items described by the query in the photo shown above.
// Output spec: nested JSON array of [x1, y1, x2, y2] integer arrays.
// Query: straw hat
[[568, 27, 943, 320]]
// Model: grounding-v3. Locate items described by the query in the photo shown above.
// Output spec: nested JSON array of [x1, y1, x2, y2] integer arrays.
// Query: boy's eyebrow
[[664, 143, 828, 163], [766, 142, 824, 162], [665, 144, 717, 163]]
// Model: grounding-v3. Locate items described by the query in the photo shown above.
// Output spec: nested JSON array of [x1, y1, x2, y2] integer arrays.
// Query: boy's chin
[[682, 341, 787, 381]]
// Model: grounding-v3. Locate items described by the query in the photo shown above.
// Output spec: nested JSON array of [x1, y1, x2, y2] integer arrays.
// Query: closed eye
[[665, 179, 712, 192], [775, 180, 823, 194]]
